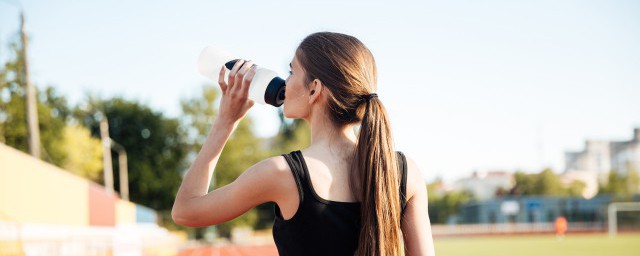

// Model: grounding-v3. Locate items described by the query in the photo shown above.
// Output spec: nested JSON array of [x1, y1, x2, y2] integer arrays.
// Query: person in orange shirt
[[555, 216, 568, 239]]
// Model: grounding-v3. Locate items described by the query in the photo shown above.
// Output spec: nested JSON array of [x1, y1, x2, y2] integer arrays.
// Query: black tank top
[[273, 150, 408, 256]]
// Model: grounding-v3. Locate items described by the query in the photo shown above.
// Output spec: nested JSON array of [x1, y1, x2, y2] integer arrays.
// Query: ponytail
[[353, 95, 402, 256]]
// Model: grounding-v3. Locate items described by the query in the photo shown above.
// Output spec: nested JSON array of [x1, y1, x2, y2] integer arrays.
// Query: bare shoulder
[[402, 154, 426, 200], [237, 155, 296, 201], [253, 155, 290, 172], [243, 155, 291, 182]]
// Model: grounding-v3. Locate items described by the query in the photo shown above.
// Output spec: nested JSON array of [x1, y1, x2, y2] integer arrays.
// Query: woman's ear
[[308, 79, 324, 104]]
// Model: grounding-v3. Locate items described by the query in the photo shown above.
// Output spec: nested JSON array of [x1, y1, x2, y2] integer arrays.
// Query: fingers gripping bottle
[[197, 46, 286, 107]]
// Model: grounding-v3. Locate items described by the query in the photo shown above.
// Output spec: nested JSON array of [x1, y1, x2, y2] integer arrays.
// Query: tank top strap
[[397, 151, 408, 215], [281, 150, 308, 205]]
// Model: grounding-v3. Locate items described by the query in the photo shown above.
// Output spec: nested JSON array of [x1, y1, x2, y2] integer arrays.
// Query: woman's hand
[[217, 60, 256, 126]]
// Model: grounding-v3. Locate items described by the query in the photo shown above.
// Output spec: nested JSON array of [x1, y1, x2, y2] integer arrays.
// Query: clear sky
[[1, 0, 639, 182]]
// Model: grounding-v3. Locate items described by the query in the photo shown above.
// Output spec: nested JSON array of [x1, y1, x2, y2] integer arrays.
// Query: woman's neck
[[306, 111, 357, 153]]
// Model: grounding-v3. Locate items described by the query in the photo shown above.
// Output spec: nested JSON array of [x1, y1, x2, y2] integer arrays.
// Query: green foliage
[[427, 180, 473, 224], [74, 97, 188, 214], [35, 88, 68, 166], [566, 180, 587, 197], [600, 172, 627, 195], [0, 40, 68, 167], [270, 109, 310, 154], [534, 168, 565, 195], [511, 168, 586, 197], [180, 85, 218, 154], [512, 172, 536, 195], [599, 171, 640, 199], [60, 124, 103, 182], [629, 169, 640, 195], [1, 40, 31, 150]]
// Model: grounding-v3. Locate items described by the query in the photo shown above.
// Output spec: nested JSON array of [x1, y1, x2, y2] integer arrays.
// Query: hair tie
[[363, 93, 378, 101]]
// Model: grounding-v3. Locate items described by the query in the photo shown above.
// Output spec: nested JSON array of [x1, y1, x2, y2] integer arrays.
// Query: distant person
[[555, 216, 567, 238], [172, 32, 435, 255]]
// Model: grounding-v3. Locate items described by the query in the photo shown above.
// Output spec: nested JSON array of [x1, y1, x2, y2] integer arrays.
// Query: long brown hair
[[296, 32, 402, 256]]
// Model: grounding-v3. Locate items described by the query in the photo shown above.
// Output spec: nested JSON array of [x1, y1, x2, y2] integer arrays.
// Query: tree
[[534, 168, 565, 196], [0, 38, 68, 167], [566, 180, 587, 197], [75, 97, 188, 214], [628, 169, 640, 196], [426, 179, 473, 224], [60, 124, 103, 182], [599, 170, 640, 199], [600, 172, 626, 196], [511, 169, 586, 197], [512, 172, 537, 196]]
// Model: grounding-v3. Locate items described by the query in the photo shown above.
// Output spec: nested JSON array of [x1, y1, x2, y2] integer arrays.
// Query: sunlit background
[[1, 0, 639, 255]]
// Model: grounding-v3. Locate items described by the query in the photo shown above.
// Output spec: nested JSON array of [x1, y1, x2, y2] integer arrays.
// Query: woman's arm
[[402, 156, 436, 256], [172, 154, 289, 227], [172, 60, 282, 227]]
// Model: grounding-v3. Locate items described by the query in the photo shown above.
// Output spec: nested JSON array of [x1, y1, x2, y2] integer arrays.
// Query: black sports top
[[272, 150, 408, 256]]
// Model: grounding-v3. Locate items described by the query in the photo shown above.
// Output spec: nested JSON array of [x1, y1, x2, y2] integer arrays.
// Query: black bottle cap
[[265, 77, 286, 107]]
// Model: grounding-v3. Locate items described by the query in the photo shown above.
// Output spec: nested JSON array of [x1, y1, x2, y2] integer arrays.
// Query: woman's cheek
[[283, 98, 300, 119]]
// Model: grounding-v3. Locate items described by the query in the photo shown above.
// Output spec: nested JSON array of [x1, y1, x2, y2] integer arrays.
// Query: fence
[[430, 222, 610, 237]]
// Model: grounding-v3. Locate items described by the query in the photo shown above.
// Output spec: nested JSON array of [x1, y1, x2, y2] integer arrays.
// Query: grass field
[[434, 233, 640, 256]]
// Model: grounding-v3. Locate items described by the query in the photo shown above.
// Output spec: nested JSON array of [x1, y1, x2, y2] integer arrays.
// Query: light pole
[[99, 114, 115, 194], [20, 11, 40, 159], [110, 140, 129, 201], [98, 112, 130, 200], [1, 1, 40, 158]]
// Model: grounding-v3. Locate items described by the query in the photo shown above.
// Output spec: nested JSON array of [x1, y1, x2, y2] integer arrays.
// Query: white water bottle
[[197, 46, 286, 107]]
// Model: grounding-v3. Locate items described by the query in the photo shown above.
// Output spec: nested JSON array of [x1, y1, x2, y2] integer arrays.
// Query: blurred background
[[1, 0, 639, 255]]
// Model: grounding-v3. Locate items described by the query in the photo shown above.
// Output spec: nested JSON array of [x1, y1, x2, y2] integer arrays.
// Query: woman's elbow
[[171, 206, 190, 226], [172, 204, 198, 227], [172, 211, 205, 227], [171, 205, 222, 228]]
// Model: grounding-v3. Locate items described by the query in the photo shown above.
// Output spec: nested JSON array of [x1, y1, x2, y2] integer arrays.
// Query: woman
[[172, 32, 435, 256]]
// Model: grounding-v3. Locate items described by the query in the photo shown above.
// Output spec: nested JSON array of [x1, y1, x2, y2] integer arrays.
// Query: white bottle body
[[197, 46, 278, 105]]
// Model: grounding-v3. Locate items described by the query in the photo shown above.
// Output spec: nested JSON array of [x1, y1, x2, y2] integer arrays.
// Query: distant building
[[452, 171, 514, 200], [565, 140, 610, 177], [565, 128, 640, 184], [610, 128, 640, 175]]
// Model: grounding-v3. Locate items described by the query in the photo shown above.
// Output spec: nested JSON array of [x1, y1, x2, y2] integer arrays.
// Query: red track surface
[[179, 244, 278, 256]]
